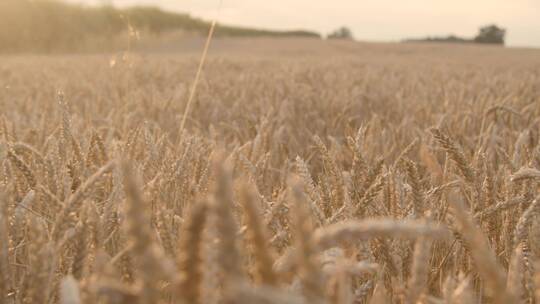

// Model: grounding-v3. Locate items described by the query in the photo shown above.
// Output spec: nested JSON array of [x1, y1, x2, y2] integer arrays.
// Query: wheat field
[[1, 39, 540, 303]]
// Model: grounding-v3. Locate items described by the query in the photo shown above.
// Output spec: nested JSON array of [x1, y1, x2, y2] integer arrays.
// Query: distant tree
[[474, 24, 506, 45], [327, 27, 353, 40]]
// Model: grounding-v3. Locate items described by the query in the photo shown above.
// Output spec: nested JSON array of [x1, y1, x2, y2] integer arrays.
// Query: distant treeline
[[403, 35, 472, 44], [403, 25, 506, 46], [0, 0, 321, 53]]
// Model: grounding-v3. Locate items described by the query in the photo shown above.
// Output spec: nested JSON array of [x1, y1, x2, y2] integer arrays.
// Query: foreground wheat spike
[[448, 191, 516, 304], [71, 221, 88, 281], [239, 181, 278, 286], [358, 159, 384, 201], [534, 261, 540, 303], [507, 245, 524, 301], [402, 158, 425, 217], [122, 160, 152, 256], [430, 128, 476, 185], [313, 135, 345, 211], [348, 133, 367, 184], [52, 160, 116, 241], [295, 156, 325, 225], [0, 203, 12, 302], [393, 138, 419, 168], [370, 271, 389, 304], [230, 281, 306, 304], [444, 274, 476, 304], [289, 177, 326, 304], [7, 149, 37, 189], [406, 237, 431, 304], [94, 278, 140, 304], [122, 160, 175, 302], [513, 196, 540, 248], [177, 199, 208, 304], [211, 151, 244, 297], [12, 142, 46, 166], [326, 260, 353, 304], [60, 275, 81, 304], [355, 176, 385, 216]]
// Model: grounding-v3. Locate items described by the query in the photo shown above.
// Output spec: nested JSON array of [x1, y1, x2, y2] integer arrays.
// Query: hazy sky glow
[[66, 0, 540, 47]]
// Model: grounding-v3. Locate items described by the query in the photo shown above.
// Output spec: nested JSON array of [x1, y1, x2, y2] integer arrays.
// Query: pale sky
[[65, 0, 540, 47]]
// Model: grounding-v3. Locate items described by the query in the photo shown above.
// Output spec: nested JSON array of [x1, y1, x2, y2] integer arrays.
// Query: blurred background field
[[3, 1, 540, 304], [0, 0, 320, 53]]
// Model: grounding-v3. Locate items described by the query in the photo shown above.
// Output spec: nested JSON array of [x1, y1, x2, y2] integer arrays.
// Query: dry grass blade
[[177, 0, 222, 140], [177, 200, 209, 304]]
